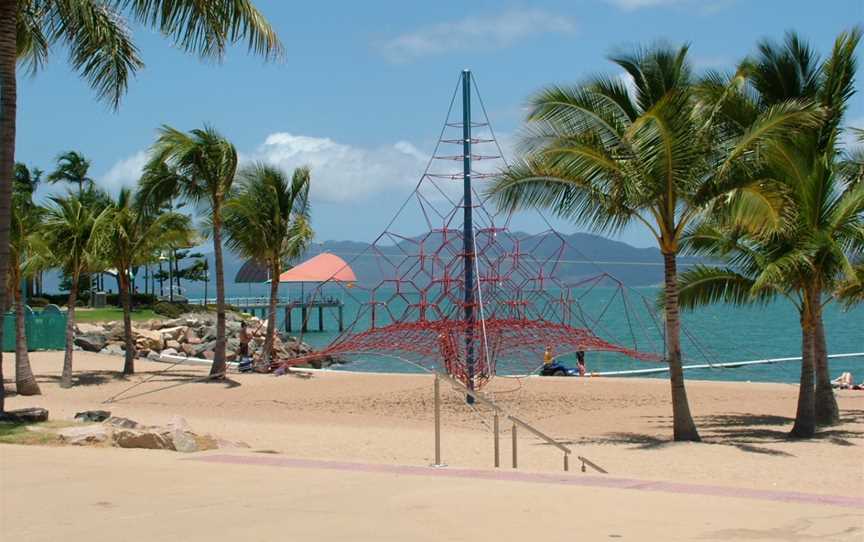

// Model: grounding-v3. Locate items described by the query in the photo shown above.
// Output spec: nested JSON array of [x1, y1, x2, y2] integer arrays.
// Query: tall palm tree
[[15, 163, 44, 297], [39, 193, 107, 388], [94, 187, 192, 375], [693, 29, 861, 430], [47, 151, 94, 194], [138, 126, 238, 379], [0, 0, 283, 412], [486, 44, 819, 441], [7, 170, 43, 395], [224, 164, 313, 369]]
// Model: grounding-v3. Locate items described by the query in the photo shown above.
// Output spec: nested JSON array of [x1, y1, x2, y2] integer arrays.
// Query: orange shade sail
[[277, 253, 357, 283]]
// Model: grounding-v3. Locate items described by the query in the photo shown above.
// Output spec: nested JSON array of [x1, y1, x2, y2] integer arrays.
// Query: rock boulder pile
[[74, 311, 343, 368]]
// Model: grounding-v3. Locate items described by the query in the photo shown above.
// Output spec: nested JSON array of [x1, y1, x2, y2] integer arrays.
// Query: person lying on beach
[[832, 372, 854, 389]]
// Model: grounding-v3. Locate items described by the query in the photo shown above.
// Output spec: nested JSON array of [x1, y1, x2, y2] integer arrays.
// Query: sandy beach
[[2, 352, 863, 540]]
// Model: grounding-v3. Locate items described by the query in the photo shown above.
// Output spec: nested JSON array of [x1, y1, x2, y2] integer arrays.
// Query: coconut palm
[[138, 126, 238, 379], [94, 188, 192, 375], [690, 29, 861, 432], [7, 173, 43, 395], [0, 0, 283, 412], [47, 151, 94, 195], [224, 164, 313, 369], [486, 44, 820, 441], [14, 163, 44, 296], [39, 193, 108, 388]]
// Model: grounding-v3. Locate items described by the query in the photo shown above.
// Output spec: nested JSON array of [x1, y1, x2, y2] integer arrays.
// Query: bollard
[[511, 422, 518, 469], [493, 412, 500, 468], [432, 374, 443, 467]]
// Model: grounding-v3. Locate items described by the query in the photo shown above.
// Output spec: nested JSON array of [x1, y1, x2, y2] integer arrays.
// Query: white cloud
[[378, 9, 575, 63], [99, 151, 148, 195], [245, 133, 429, 203]]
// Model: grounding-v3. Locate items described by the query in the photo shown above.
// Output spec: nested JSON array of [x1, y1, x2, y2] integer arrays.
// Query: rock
[[133, 328, 164, 351], [193, 340, 217, 357], [165, 339, 181, 350], [104, 416, 140, 429], [138, 349, 150, 358], [113, 428, 174, 450], [187, 336, 202, 345], [75, 322, 106, 335], [106, 322, 125, 340], [166, 415, 191, 432], [0, 407, 49, 423], [58, 425, 110, 445], [226, 321, 241, 334], [147, 350, 162, 361], [159, 326, 187, 341], [161, 347, 179, 357], [184, 327, 199, 343], [201, 326, 217, 341], [74, 334, 108, 352], [181, 343, 197, 357], [75, 410, 111, 422], [215, 438, 250, 450], [169, 430, 199, 453], [202, 350, 215, 360]]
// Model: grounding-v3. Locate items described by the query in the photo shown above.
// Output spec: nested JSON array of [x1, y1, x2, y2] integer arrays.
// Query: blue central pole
[[462, 70, 476, 404]]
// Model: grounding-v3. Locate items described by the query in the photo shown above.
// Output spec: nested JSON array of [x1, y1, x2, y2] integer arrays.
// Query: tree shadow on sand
[[563, 411, 864, 457]]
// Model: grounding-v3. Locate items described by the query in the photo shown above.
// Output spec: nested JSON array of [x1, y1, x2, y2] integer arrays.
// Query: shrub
[[152, 302, 187, 319]]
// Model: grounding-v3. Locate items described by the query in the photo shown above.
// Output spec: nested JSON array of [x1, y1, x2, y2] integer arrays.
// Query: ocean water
[[239, 284, 862, 384]]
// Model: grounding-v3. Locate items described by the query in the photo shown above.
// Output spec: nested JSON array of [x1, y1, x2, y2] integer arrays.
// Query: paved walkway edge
[[187, 454, 864, 509]]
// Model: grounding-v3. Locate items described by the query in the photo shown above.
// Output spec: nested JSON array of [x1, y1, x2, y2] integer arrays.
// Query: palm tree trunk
[[60, 273, 80, 388], [790, 291, 817, 438], [14, 279, 40, 395], [209, 201, 227, 378], [119, 271, 135, 375], [0, 0, 19, 413], [260, 259, 281, 371], [813, 308, 839, 426], [662, 251, 700, 442]]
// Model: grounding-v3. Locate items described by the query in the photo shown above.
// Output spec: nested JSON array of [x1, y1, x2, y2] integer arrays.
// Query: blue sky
[[16, 0, 864, 248]]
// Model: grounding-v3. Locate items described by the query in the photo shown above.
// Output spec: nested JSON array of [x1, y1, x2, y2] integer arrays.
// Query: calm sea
[[227, 283, 862, 384]]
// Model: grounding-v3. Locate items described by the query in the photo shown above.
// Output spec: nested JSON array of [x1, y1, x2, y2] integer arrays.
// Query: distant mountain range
[[41, 232, 703, 296]]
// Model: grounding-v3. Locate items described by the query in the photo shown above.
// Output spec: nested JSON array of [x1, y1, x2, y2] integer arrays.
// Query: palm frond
[[675, 265, 772, 310]]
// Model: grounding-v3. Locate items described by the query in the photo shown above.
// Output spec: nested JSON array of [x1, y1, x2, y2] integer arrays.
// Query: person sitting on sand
[[543, 346, 553, 366], [576, 350, 586, 376], [832, 372, 854, 389]]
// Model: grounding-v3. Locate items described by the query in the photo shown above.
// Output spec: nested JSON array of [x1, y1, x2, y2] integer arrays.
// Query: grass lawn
[[74, 308, 158, 323], [0, 421, 76, 446]]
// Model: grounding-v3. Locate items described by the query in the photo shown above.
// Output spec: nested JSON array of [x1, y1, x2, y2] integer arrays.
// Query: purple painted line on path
[[187, 454, 864, 509]]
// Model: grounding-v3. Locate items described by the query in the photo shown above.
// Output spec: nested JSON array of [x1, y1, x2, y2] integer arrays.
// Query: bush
[[152, 302, 187, 319], [28, 297, 49, 308]]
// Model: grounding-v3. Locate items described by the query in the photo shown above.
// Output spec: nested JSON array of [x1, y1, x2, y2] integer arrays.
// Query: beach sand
[[2, 351, 863, 540]]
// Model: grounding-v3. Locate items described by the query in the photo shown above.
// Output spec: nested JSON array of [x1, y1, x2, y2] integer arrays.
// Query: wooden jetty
[[188, 296, 344, 332]]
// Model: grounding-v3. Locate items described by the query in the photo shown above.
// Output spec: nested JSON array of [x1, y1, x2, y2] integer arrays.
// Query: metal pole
[[493, 412, 500, 468], [433, 373, 442, 467], [511, 422, 517, 469], [462, 69, 476, 405], [564, 454, 569, 472]]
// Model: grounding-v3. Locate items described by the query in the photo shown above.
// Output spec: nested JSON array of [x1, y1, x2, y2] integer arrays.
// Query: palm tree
[[486, 44, 819, 441], [693, 29, 861, 431], [39, 194, 107, 388], [15, 163, 44, 297], [224, 164, 313, 369], [138, 126, 239, 379], [7, 170, 43, 395], [47, 151, 94, 195], [94, 188, 192, 375], [0, 0, 283, 412]]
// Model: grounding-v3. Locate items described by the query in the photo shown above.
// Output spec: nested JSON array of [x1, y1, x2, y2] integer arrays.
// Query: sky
[[16, 0, 864, 249]]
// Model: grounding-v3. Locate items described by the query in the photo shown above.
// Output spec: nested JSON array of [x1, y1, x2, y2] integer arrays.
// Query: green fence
[[2, 304, 67, 352]]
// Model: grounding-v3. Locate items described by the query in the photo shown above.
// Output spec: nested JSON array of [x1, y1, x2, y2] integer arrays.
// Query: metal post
[[461, 69, 475, 405], [433, 373, 443, 467], [286, 306, 292, 332], [301, 306, 308, 332], [511, 422, 517, 469], [338, 305, 344, 332], [493, 412, 500, 468], [564, 454, 569, 472], [318, 306, 324, 331]]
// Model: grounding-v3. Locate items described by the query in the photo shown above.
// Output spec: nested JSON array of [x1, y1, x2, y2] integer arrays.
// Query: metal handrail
[[508, 415, 570, 455]]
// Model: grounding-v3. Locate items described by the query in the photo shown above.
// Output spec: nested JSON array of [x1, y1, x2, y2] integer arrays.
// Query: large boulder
[[58, 425, 110, 445], [184, 327, 200, 343], [193, 340, 217, 358], [0, 407, 49, 423], [75, 410, 111, 423], [134, 328, 164, 351], [104, 416, 140, 429], [159, 326, 187, 342], [74, 334, 108, 352], [201, 326, 217, 342], [75, 322, 106, 335], [169, 430, 199, 453], [165, 339, 181, 350], [113, 428, 174, 450], [101, 343, 125, 356]]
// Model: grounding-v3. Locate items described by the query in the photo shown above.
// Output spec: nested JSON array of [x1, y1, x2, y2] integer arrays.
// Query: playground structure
[[273, 70, 663, 391]]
